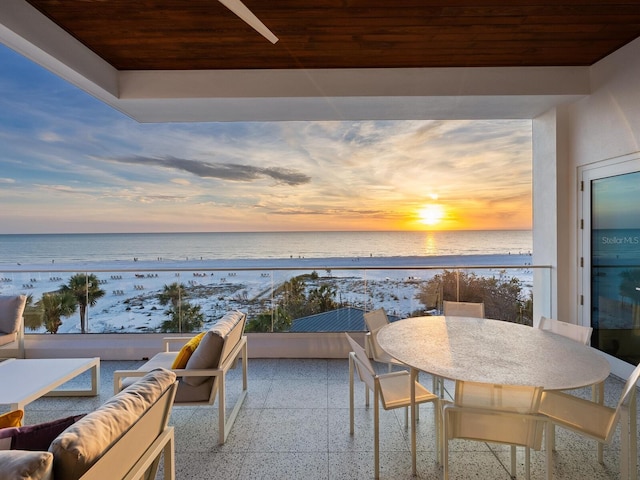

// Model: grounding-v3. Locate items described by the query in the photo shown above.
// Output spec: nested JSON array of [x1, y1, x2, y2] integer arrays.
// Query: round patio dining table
[[376, 315, 611, 475], [376, 315, 610, 390]]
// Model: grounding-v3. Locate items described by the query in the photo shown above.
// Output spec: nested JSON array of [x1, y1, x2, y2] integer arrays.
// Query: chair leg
[[594, 382, 604, 462], [218, 372, 226, 444], [433, 375, 444, 398], [349, 355, 355, 435], [620, 409, 631, 480], [510, 445, 517, 478], [435, 399, 442, 465], [374, 385, 380, 479], [630, 387, 638, 480], [163, 430, 176, 480], [443, 409, 450, 480], [545, 422, 553, 480]]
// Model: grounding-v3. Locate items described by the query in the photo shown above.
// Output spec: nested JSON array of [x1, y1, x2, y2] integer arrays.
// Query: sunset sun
[[418, 204, 445, 226]]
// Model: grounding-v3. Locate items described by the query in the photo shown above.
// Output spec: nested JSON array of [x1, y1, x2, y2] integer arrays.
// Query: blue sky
[[0, 45, 533, 234]]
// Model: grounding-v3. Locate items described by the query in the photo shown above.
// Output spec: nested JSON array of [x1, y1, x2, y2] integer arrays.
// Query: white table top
[[377, 316, 610, 391], [0, 357, 100, 408]]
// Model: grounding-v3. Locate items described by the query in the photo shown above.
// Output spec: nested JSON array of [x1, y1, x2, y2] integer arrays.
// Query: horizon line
[[0, 228, 534, 236]]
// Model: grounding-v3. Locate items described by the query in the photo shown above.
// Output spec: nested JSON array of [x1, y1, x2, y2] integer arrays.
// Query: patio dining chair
[[442, 380, 550, 480], [537, 316, 593, 345], [438, 301, 485, 396], [345, 333, 439, 479], [443, 300, 485, 318], [363, 308, 404, 373], [0, 295, 27, 359], [537, 316, 597, 453], [539, 361, 640, 480]]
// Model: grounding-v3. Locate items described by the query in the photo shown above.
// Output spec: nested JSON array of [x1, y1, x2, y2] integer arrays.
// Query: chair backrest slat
[[455, 381, 542, 413], [449, 381, 544, 449], [617, 362, 640, 411], [364, 308, 389, 332], [345, 333, 377, 391], [443, 301, 485, 318], [538, 316, 592, 345]]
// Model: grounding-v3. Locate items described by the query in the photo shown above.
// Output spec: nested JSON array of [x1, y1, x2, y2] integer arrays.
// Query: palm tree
[[158, 282, 188, 308], [22, 293, 44, 331], [160, 301, 204, 333], [41, 291, 76, 334], [61, 273, 106, 333], [280, 276, 307, 319], [308, 284, 338, 314]]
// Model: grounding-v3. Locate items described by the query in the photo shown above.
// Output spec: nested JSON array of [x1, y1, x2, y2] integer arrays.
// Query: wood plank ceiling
[[25, 0, 640, 71]]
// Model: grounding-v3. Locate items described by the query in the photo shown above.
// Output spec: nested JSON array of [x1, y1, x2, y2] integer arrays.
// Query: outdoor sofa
[[114, 310, 248, 444], [0, 368, 177, 480]]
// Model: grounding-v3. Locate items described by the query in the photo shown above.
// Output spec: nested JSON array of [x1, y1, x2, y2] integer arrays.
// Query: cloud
[[38, 131, 65, 142], [98, 187, 188, 204], [171, 178, 191, 186], [104, 155, 311, 186], [0, 178, 16, 184], [34, 184, 92, 196]]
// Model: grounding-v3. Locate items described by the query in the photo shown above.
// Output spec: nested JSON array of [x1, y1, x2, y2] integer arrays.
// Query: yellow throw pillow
[[171, 332, 206, 369], [0, 410, 24, 428]]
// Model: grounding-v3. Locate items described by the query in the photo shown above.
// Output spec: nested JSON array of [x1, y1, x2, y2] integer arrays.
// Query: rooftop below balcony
[[14, 358, 639, 479]]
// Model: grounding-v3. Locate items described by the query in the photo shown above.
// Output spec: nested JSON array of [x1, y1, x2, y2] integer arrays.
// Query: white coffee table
[[0, 357, 100, 411]]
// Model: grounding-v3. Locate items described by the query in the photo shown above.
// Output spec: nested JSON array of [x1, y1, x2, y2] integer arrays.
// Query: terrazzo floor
[[17, 358, 640, 479]]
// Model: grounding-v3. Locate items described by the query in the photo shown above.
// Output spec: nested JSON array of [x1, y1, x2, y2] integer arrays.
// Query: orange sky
[[0, 46, 532, 234]]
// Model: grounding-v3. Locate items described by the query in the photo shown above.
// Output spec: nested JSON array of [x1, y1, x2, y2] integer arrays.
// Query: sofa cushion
[[0, 295, 26, 335], [0, 410, 23, 429], [0, 415, 84, 452], [0, 450, 53, 480], [171, 332, 205, 369], [182, 310, 244, 387], [175, 377, 215, 403], [118, 352, 177, 390], [49, 368, 176, 480]]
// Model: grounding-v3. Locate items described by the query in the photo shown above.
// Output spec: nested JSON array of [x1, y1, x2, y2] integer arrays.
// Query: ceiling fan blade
[[217, 0, 279, 44]]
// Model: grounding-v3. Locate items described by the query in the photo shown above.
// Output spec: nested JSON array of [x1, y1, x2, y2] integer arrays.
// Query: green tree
[[245, 306, 292, 332], [417, 269, 531, 325], [160, 301, 204, 333], [61, 273, 105, 333], [308, 284, 338, 314], [41, 291, 76, 334], [279, 276, 308, 319], [22, 294, 44, 331], [158, 282, 188, 308]]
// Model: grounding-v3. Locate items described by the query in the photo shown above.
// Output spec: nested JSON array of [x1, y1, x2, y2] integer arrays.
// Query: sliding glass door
[[582, 157, 640, 366]]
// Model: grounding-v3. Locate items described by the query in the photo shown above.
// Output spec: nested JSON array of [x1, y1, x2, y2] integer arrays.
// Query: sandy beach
[[0, 253, 533, 334]]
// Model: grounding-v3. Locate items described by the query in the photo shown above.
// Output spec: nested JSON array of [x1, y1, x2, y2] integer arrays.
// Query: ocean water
[[0, 230, 532, 266]]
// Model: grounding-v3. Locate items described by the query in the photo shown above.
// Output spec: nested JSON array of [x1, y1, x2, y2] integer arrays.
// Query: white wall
[[534, 37, 640, 375], [567, 37, 640, 325], [571, 37, 640, 165], [532, 108, 558, 322]]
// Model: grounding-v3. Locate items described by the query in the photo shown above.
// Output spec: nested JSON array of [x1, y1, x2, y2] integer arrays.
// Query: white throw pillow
[[0, 295, 26, 335]]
